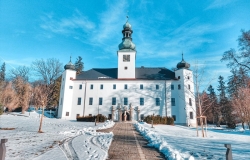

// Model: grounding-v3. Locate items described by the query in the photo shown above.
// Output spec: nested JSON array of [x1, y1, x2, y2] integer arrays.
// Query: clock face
[[123, 55, 130, 62]]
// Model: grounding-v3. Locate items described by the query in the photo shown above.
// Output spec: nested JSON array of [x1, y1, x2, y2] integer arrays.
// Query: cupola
[[118, 16, 136, 51], [177, 53, 190, 69], [64, 56, 75, 70]]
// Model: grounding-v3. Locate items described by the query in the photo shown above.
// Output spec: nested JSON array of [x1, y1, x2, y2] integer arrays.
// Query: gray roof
[[76, 67, 176, 80]]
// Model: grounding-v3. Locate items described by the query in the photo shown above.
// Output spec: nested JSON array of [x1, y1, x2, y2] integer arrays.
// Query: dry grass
[[0, 127, 15, 130]]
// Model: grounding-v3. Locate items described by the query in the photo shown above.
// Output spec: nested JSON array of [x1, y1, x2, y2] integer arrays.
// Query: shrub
[[0, 104, 3, 115], [167, 116, 174, 125], [143, 115, 174, 125], [77, 114, 107, 122]]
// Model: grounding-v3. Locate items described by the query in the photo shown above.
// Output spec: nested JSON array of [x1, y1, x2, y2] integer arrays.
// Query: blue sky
[[0, 0, 250, 88]]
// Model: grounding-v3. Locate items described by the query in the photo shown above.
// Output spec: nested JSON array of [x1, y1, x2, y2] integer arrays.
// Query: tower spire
[[182, 52, 184, 61], [126, 11, 129, 22]]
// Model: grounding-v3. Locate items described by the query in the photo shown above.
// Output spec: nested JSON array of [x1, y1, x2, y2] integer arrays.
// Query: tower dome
[[177, 53, 190, 69], [123, 21, 132, 29], [118, 17, 136, 51], [64, 56, 75, 70]]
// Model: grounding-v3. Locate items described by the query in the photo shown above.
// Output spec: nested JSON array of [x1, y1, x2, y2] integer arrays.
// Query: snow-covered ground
[[135, 122, 250, 160], [0, 111, 114, 160]]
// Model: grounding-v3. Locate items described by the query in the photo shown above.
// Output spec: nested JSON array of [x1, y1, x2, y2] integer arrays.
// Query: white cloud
[[205, 0, 235, 10], [40, 10, 95, 35], [91, 1, 127, 43]]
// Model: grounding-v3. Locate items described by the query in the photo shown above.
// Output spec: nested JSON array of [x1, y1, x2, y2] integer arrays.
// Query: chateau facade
[[58, 20, 196, 126]]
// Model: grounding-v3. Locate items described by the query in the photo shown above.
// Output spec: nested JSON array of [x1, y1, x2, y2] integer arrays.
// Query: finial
[[126, 11, 129, 22], [70, 55, 72, 62], [182, 52, 184, 61]]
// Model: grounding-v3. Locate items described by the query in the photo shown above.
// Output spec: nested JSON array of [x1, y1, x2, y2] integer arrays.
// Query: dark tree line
[[202, 30, 250, 129]]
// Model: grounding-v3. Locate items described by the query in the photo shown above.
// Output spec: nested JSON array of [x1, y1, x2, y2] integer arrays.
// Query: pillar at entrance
[[137, 106, 140, 121], [129, 103, 133, 121], [118, 109, 122, 122], [111, 106, 115, 121], [117, 104, 122, 122], [124, 111, 127, 122]]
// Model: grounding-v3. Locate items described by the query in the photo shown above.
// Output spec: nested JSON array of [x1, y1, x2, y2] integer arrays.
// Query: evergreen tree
[[75, 56, 84, 75], [217, 76, 235, 128], [227, 67, 249, 98], [0, 62, 6, 82], [207, 85, 219, 125]]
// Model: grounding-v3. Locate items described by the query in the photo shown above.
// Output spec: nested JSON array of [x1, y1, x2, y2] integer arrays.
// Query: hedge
[[77, 114, 107, 122], [143, 115, 174, 125]]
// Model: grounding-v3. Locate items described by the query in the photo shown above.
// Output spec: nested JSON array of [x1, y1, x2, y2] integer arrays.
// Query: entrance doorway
[[122, 112, 130, 121]]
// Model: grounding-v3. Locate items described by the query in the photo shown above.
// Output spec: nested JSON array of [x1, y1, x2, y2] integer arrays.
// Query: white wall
[[58, 69, 76, 119], [117, 51, 136, 79], [175, 69, 196, 126], [58, 69, 196, 126]]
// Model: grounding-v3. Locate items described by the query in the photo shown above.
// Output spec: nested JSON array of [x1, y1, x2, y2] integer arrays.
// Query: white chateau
[[58, 20, 196, 126]]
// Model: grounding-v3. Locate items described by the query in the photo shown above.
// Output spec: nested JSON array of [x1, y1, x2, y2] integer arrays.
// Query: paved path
[[99, 122, 165, 160]]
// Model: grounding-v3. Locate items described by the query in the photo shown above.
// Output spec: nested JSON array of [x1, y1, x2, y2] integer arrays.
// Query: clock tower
[[117, 18, 136, 79]]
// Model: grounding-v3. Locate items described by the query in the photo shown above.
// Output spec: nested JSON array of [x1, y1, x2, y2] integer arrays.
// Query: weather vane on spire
[[126, 11, 129, 22]]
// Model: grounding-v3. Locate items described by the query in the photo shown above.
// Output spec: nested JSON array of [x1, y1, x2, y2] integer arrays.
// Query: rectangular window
[[90, 84, 93, 89], [99, 97, 103, 105], [100, 84, 103, 89], [171, 85, 174, 90], [89, 97, 93, 105], [124, 97, 128, 105], [189, 98, 192, 106], [69, 86, 73, 89], [190, 112, 193, 119], [172, 115, 176, 121], [77, 97, 81, 105], [171, 98, 175, 106], [156, 84, 159, 90], [113, 84, 116, 89], [123, 55, 130, 62], [178, 84, 181, 90], [155, 98, 160, 106], [140, 98, 144, 106], [188, 84, 191, 90], [79, 84, 82, 89], [112, 97, 116, 105], [140, 84, 143, 89], [124, 84, 127, 89], [66, 112, 69, 116]]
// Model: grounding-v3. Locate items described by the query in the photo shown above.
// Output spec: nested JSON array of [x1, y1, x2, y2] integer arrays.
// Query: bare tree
[[221, 30, 250, 72], [0, 82, 19, 111], [12, 77, 31, 113], [31, 58, 63, 132], [231, 86, 250, 129], [186, 62, 217, 137], [33, 84, 52, 133], [9, 66, 30, 82], [32, 58, 63, 85]]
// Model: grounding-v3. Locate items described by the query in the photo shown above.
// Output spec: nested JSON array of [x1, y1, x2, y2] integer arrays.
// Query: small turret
[[176, 53, 190, 69], [64, 56, 75, 70], [118, 16, 136, 51]]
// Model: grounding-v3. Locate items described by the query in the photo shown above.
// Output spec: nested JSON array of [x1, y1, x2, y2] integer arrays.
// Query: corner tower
[[117, 17, 136, 79], [174, 53, 196, 127], [58, 57, 76, 119]]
